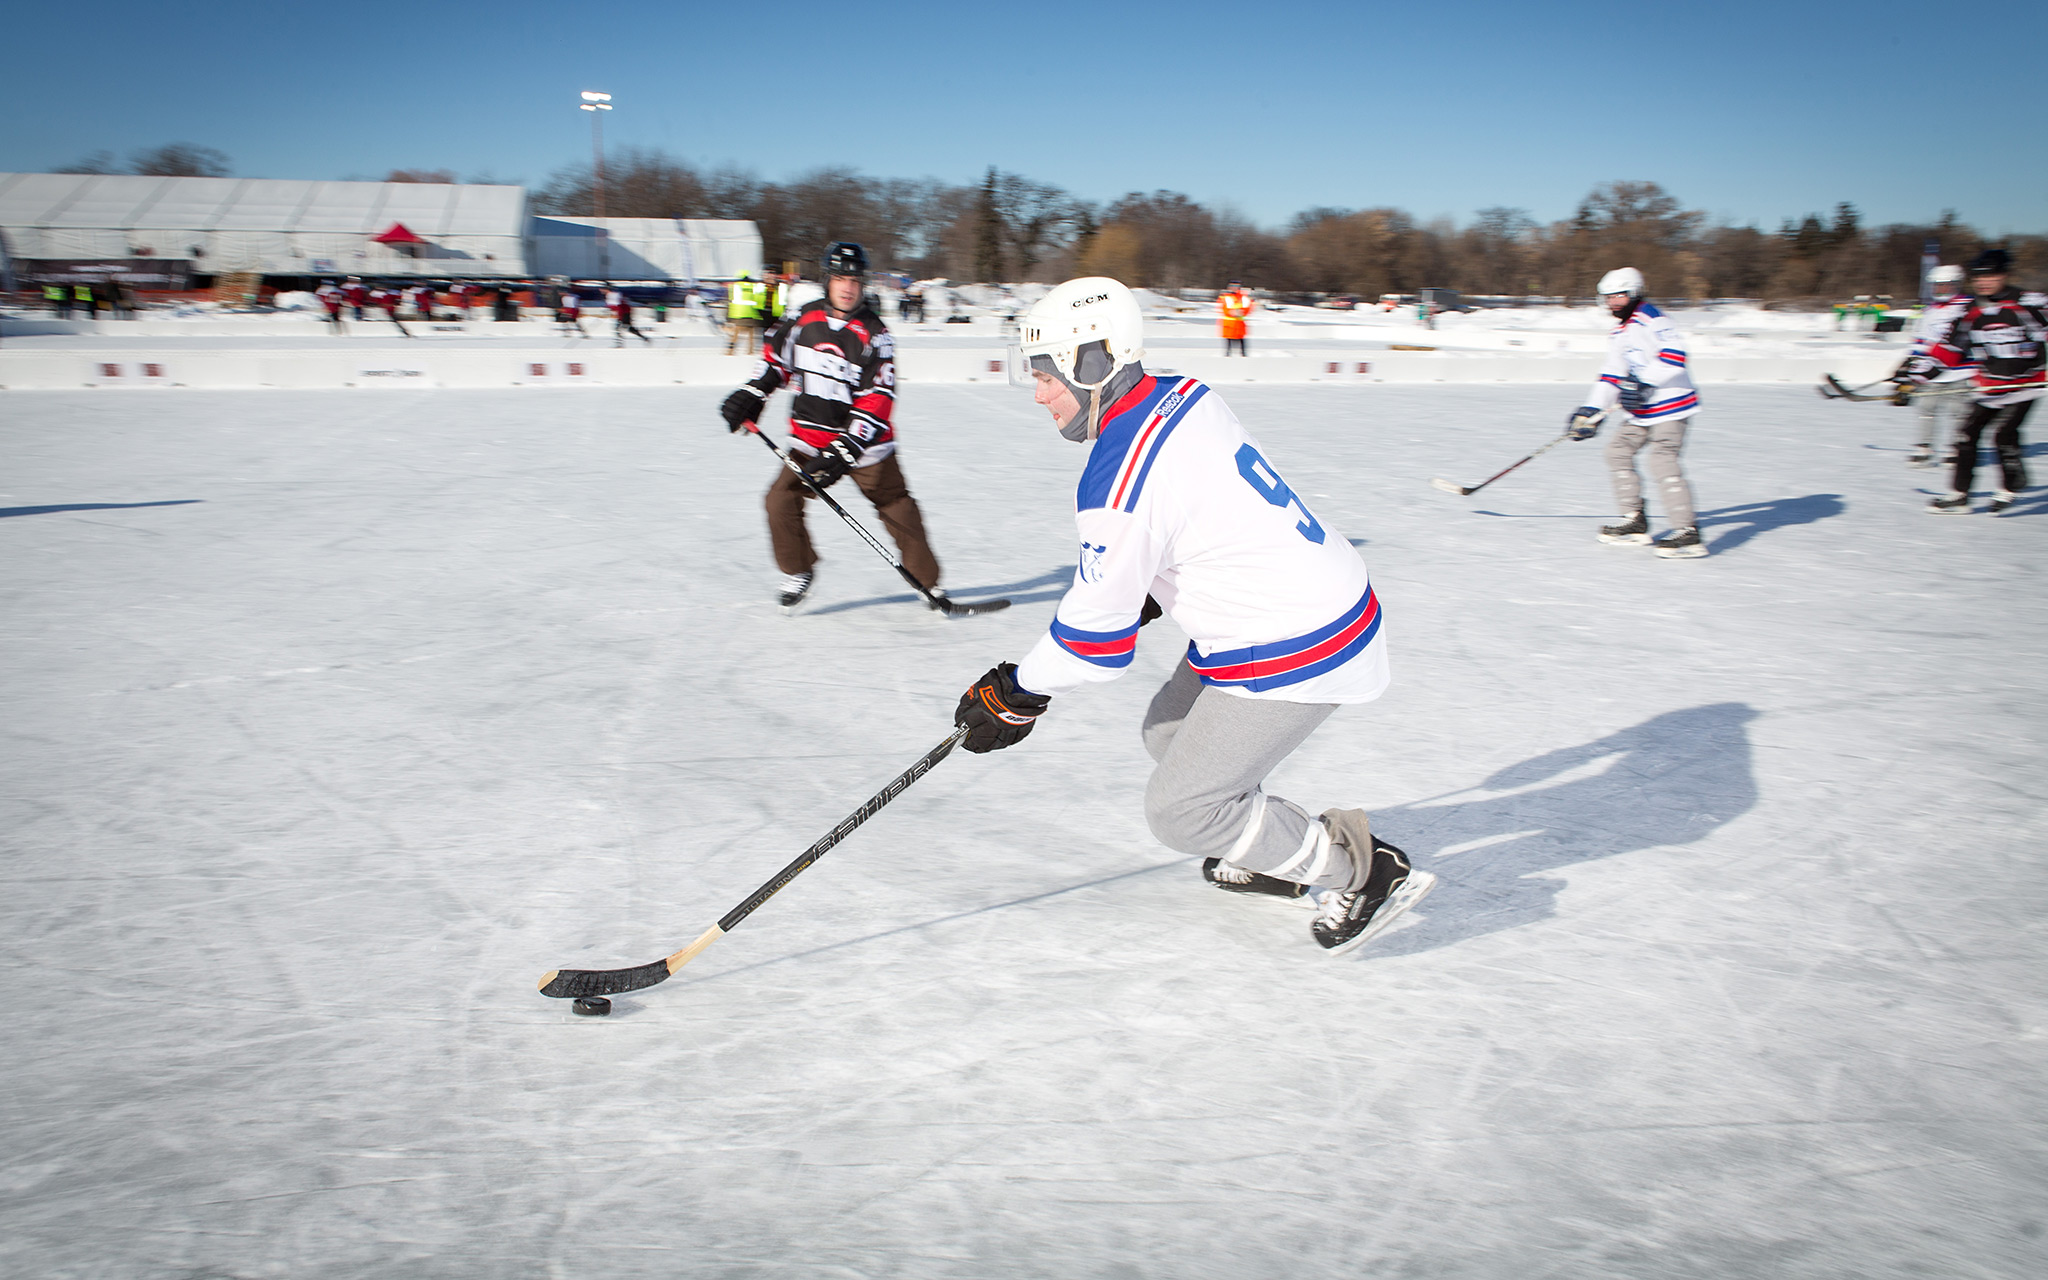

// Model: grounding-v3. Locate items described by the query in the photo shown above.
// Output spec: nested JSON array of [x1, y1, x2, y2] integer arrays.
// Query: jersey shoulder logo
[[1079, 541, 1108, 583]]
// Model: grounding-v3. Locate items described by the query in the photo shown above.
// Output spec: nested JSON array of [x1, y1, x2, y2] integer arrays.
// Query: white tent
[[527, 217, 761, 282], [0, 173, 528, 277]]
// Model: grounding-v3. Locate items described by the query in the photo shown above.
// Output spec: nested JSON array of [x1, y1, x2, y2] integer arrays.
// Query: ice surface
[[2, 383, 2044, 1278]]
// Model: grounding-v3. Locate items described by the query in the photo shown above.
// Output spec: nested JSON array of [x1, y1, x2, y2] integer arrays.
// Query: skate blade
[[1597, 533, 1652, 546], [1321, 870, 1436, 956], [1653, 544, 1708, 559]]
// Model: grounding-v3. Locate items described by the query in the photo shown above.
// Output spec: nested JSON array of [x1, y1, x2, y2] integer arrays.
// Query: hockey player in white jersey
[[1568, 267, 1706, 558], [952, 278, 1433, 953], [1897, 264, 1971, 466]]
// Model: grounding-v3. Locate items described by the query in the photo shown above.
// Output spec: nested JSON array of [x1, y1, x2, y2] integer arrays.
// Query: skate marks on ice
[[0, 499, 204, 519], [1370, 703, 1758, 957], [803, 565, 1071, 617]]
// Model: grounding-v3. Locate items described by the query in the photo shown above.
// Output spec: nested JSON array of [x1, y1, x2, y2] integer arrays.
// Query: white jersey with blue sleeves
[[1013, 376, 1389, 705], [1584, 302, 1701, 423]]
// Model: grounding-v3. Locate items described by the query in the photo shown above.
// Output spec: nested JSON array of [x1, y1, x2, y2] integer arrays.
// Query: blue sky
[[4, 0, 2042, 234]]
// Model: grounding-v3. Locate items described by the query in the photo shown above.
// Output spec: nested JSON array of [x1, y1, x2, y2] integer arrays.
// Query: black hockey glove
[[1567, 407, 1604, 441], [1140, 594, 1163, 626], [720, 387, 763, 433], [799, 436, 863, 489], [954, 662, 1052, 754], [1618, 376, 1650, 414]]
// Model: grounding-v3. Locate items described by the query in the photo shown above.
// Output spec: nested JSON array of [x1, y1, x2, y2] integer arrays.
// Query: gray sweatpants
[[1139, 659, 1352, 888], [1607, 414, 1697, 529]]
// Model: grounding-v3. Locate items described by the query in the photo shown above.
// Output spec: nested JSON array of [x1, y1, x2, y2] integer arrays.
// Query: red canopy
[[371, 222, 425, 245]]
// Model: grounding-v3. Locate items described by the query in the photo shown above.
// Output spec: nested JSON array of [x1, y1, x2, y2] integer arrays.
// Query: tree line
[[535, 155, 2042, 300]]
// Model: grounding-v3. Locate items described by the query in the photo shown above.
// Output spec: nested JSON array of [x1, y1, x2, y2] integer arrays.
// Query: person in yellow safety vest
[[727, 271, 767, 354], [74, 283, 98, 319], [1217, 280, 1253, 356], [44, 283, 71, 317]]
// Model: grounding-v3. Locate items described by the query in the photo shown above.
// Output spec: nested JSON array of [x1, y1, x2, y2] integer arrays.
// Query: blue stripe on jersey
[[1118, 382, 1208, 513], [1185, 587, 1382, 693], [1636, 392, 1699, 418], [1076, 378, 1175, 511], [1051, 616, 1139, 668]]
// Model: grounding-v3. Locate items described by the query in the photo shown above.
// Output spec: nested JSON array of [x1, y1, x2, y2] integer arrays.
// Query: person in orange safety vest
[[1218, 280, 1254, 356]]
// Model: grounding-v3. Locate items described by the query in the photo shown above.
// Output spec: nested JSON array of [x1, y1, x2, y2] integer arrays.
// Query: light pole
[[580, 91, 613, 281]]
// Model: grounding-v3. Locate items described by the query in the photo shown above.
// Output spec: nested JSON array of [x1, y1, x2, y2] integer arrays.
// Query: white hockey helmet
[[1018, 276, 1144, 392], [1596, 267, 1645, 298], [1928, 264, 1964, 285]]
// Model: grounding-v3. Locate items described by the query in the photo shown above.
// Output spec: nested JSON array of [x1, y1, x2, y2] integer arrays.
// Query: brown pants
[[765, 451, 941, 587]]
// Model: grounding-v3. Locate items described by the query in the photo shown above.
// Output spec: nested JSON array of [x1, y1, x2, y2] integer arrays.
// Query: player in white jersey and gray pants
[[950, 278, 1433, 954], [1569, 267, 1707, 558]]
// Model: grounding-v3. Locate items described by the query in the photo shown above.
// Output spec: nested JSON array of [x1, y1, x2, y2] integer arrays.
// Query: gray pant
[[1140, 659, 1351, 887], [1607, 415, 1697, 529]]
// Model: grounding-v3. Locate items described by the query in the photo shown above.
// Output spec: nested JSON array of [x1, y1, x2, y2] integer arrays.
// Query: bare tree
[[386, 168, 457, 184], [54, 151, 118, 175], [128, 143, 231, 177]]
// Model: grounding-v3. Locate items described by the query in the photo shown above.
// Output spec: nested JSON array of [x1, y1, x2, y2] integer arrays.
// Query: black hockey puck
[[572, 996, 612, 1017]]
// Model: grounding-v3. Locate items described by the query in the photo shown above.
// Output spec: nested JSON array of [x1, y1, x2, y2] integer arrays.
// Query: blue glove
[[1618, 377, 1650, 414], [1567, 407, 1603, 441]]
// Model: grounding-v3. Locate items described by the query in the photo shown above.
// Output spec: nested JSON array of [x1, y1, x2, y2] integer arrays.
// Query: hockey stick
[[1431, 428, 1576, 497], [538, 725, 972, 999], [746, 424, 1010, 615], [1820, 373, 2047, 403]]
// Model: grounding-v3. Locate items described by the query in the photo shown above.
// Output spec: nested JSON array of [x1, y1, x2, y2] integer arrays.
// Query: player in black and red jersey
[[1901, 248, 2047, 513], [719, 242, 944, 610]]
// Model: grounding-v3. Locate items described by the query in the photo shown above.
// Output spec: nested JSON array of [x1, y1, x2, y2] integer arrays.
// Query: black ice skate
[[1987, 489, 2018, 514], [1926, 492, 1971, 514], [1311, 836, 1434, 954], [1652, 526, 1707, 559], [1907, 447, 1932, 467], [777, 571, 814, 611], [1202, 857, 1307, 900], [1598, 509, 1650, 545]]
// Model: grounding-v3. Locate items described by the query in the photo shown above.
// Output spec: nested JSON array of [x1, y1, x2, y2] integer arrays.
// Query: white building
[[0, 173, 528, 280], [526, 217, 761, 283]]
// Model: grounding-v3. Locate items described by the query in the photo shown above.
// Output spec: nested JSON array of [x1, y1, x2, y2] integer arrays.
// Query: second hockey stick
[[746, 424, 1009, 615], [538, 725, 972, 1000], [1431, 427, 1577, 497]]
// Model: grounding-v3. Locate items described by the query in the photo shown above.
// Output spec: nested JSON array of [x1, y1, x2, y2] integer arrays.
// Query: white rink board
[[1, 384, 2043, 1280]]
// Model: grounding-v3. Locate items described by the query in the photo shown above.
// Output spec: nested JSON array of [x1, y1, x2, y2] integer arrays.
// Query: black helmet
[[1969, 247, 2011, 276], [822, 241, 868, 279]]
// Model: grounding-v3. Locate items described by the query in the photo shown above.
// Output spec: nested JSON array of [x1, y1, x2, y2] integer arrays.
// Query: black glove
[[720, 387, 763, 433], [1567, 407, 1603, 441], [954, 662, 1052, 754], [1140, 594, 1163, 626], [1618, 376, 1650, 414], [799, 436, 863, 489]]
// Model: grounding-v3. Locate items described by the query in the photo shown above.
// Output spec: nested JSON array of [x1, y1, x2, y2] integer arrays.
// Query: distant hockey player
[[1217, 280, 1253, 356], [952, 277, 1432, 954], [557, 286, 587, 338], [1895, 264, 1970, 466], [606, 286, 650, 345], [1568, 267, 1705, 558], [316, 280, 345, 332], [343, 277, 368, 320], [719, 242, 944, 611], [1901, 248, 2046, 513]]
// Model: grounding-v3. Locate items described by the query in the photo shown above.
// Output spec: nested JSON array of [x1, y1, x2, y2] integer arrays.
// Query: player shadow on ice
[[1367, 702, 1759, 957], [0, 499, 203, 519], [805, 565, 1072, 616], [1693, 493, 1843, 555]]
